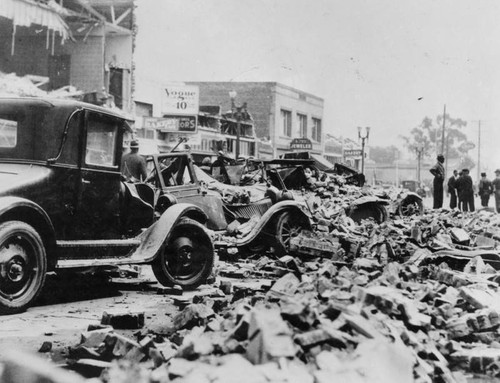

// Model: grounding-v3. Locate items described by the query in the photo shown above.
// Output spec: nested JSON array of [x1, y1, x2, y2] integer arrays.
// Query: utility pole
[[440, 104, 446, 155], [477, 120, 481, 181]]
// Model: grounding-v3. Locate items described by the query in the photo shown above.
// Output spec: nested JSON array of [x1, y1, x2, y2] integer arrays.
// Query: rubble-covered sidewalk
[[4, 205, 500, 382]]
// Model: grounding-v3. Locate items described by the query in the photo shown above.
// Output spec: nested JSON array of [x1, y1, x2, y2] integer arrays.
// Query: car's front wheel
[[398, 196, 424, 216], [274, 211, 309, 255], [0, 221, 47, 315], [151, 218, 214, 289]]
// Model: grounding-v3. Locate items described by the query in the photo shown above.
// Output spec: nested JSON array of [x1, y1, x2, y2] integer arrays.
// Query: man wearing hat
[[447, 169, 458, 209], [460, 168, 474, 212], [121, 140, 147, 182], [493, 169, 500, 213], [429, 154, 445, 208], [478, 172, 493, 208]]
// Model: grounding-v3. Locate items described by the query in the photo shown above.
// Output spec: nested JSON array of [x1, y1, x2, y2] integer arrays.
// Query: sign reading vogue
[[143, 116, 197, 133], [162, 85, 199, 115], [290, 138, 312, 150]]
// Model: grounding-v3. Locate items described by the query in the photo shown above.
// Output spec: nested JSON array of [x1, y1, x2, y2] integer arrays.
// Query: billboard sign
[[162, 85, 199, 115], [143, 115, 197, 133]]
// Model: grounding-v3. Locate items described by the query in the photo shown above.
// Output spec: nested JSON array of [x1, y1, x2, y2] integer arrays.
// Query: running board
[[57, 239, 141, 248], [56, 257, 149, 269], [56, 239, 143, 269]]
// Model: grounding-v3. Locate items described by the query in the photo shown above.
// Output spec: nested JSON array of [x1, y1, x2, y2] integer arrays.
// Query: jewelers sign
[[162, 85, 199, 115], [290, 138, 312, 150]]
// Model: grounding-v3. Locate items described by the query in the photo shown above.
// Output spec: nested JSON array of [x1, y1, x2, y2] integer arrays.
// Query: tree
[[400, 112, 475, 170], [368, 145, 399, 164]]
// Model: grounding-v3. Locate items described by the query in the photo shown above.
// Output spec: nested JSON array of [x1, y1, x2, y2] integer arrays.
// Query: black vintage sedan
[[0, 98, 214, 314]]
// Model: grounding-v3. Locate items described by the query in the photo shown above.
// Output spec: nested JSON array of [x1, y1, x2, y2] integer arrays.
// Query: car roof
[[0, 97, 133, 122]]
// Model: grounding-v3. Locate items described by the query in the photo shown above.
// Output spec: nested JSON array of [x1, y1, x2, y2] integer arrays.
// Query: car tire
[[151, 218, 214, 290], [0, 221, 47, 315], [274, 210, 309, 255], [398, 197, 424, 216], [348, 203, 388, 224]]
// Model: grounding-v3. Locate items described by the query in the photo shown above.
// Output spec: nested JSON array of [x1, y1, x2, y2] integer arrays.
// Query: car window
[[85, 115, 119, 167], [0, 117, 17, 148]]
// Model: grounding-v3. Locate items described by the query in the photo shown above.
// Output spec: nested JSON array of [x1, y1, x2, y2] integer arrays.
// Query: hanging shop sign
[[143, 115, 197, 133], [162, 85, 199, 115], [344, 149, 362, 157], [290, 138, 312, 150]]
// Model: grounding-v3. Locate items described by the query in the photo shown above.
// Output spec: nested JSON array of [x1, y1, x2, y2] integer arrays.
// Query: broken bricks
[[246, 308, 296, 364], [101, 311, 145, 330], [12, 195, 500, 382]]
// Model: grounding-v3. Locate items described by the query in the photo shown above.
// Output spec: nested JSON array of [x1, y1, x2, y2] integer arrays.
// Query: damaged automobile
[[0, 98, 215, 314]]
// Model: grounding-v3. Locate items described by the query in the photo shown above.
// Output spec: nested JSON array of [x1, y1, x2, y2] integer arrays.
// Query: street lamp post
[[229, 91, 248, 160], [357, 126, 370, 175]]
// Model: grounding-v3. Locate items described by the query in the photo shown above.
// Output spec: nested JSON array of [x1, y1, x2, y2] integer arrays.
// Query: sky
[[134, 0, 500, 174]]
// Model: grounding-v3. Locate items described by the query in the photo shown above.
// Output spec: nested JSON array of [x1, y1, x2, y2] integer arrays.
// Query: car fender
[[348, 196, 389, 223], [0, 196, 57, 270], [235, 200, 312, 246], [350, 195, 390, 207], [397, 191, 423, 202], [128, 203, 209, 263]]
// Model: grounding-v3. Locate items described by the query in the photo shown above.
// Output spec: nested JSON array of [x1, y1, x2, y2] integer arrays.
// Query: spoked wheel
[[0, 221, 47, 315], [398, 197, 424, 216], [274, 211, 310, 255], [151, 218, 214, 289]]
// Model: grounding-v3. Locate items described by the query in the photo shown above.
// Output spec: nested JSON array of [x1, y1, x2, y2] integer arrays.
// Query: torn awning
[[0, 0, 70, 40]]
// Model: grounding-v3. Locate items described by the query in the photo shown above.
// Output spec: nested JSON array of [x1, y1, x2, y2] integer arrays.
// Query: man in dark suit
[[447, 169, 458, 209], [121, 140, 147, 182], [478, 172, 493, 207], [461, 168, 475, 212], [430, 154, 445, 208]]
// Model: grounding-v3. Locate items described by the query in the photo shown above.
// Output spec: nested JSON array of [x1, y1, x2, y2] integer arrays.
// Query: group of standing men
[[431, 154, 500, 213]]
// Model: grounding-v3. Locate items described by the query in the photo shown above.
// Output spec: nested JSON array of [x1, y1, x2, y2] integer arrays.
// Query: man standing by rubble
[[430, 154, 445, 208], [455, 171, 465, 210], [493, 169, 500, 213], [121, 140, 147, 182], [447, 169, 458, 209], [461, 169, 475, 212], [478, 172, 493, 208]]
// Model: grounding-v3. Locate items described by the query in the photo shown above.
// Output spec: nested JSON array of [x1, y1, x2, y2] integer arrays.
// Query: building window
[[312, 117, 322, 142], [201, 139, 209, 151], [297, 113, 307, 138], [281, 109, 292, 137]]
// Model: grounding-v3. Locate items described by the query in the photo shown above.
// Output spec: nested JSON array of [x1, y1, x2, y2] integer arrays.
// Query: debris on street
[[4, 203, 500, 382]]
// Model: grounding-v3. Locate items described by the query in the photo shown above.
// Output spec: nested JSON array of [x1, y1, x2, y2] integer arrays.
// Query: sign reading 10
[[177, 100, 188, 110]]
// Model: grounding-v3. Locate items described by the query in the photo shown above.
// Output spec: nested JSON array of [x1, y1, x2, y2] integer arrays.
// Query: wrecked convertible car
[[140, 153, 312, 257]]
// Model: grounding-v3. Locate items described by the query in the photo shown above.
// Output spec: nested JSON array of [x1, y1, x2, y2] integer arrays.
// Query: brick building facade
[[187, 82, 324, 158]]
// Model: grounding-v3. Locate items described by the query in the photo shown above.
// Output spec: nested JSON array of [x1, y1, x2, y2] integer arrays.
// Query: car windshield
[[156, 156, 194, 186]]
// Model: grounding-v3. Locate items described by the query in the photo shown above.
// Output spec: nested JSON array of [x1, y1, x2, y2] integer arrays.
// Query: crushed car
[[139, 152, 312, 256]]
